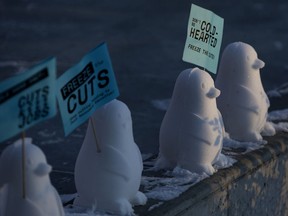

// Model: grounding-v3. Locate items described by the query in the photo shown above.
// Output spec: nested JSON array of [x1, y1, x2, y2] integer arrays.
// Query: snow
[[142, 154, 235, 202], [142, 167, 209, 201], [151, 99, 170, 111], [267, 90, 282, 98], [223, 135, 266, 154], [268, 108, 288, 121], [267, 82, 288, 98], [61, 154, 235, 215], [59, 104, 288, 215], [64, 206, 112, 216], [60, 194, 77, 204], [271, 122, 288, 133], [222, 108, 288, 154], [148, 202, 163, 211]]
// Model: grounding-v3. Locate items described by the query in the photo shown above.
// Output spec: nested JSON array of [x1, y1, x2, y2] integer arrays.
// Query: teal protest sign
[[0, 58, 57, 143], [183, 4, 224, 74], [57, 43, 119, 136]]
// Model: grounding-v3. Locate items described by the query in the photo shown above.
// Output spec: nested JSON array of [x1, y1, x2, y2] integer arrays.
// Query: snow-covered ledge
[[135, 132, 288, 216]]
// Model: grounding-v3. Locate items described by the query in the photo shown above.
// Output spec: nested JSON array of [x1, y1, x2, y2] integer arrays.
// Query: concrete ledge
[[138, 132, 288, 216]]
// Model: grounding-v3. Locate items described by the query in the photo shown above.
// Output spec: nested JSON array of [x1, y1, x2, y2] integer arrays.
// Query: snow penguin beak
[[34, 163, 52, 177], [252, 59, 265, 70], [206, 87, 221, 98]]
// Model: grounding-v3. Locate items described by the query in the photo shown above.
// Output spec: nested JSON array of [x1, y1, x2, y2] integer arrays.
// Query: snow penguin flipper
[[102, 145, 132, 182], [183, 113, 215, 145], [234, 85, 260, 115]]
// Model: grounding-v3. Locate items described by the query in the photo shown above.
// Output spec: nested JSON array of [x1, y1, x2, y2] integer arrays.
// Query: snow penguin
[[74, 99, 147, 215], [155, 68, 224, 175], [215, 42, 275, 142], [0, 138, 64, 216]]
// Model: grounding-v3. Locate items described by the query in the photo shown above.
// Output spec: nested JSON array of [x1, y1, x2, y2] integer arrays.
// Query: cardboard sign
[[57, 43, 119, 136], [183, 4, 224, 74], [0, 58, 57, 143]]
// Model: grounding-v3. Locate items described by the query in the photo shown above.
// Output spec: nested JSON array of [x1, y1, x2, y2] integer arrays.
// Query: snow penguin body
[[0, 138, 64, 216], [156, 68, 224, 175], [215, 42, 274, 142], [74, 99, 147, 215]]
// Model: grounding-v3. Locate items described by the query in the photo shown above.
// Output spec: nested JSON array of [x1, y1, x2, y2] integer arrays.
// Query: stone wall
[[143, 132, 288, 216]]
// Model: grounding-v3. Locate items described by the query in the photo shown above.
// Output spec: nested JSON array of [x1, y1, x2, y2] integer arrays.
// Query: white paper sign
[[0, 58, 57, 143], [183, 4, 224, 74]]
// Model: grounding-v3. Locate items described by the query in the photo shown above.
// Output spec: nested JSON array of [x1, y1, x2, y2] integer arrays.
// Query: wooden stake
[[21, 131, 26, 199], [90, 118, 101, 153]]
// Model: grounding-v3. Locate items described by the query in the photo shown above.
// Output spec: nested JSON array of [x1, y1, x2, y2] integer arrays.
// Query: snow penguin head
[[0, 138, 52, 195], [217, 42, 265, 85], [171, 68, 220, 110], [90, 99, 134, 147]]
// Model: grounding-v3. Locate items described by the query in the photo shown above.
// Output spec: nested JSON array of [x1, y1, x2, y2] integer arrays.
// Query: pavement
[[1, 0, 288, 195]]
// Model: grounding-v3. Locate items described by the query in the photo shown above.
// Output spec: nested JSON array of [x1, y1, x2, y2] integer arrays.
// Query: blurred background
[[0, 0, 288, 192]]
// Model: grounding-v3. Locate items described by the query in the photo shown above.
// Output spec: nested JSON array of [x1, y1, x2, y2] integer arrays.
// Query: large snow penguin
[[215, 42, 275, 142], [155, 68, 224, 175], [74, 99, 147, 215], [0, 138, 64, 216]]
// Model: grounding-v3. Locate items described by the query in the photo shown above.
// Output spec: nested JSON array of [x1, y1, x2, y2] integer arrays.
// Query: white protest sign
[[183, 4, 224, 74], [56, 43, 119, 136], [0, 58, 57, 143]]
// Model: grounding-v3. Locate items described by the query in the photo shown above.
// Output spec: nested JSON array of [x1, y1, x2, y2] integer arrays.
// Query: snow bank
[[267, 82, 288, 98]]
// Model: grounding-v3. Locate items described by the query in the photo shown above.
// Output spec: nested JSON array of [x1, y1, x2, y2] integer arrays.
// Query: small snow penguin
[[74, 99, 147, 215], [156, 68, 224, 175], [215, 42, 275, 142], [0, 138, 64, 216]]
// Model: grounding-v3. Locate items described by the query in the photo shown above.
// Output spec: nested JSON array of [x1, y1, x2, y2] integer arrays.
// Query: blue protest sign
[[57, 43, 119, 136], [183, 4, 224, 74], [0, 58, 57, 143]]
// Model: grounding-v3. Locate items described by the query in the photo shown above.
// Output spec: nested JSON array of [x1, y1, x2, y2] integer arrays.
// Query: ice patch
[[151, 99, 170, 111]]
